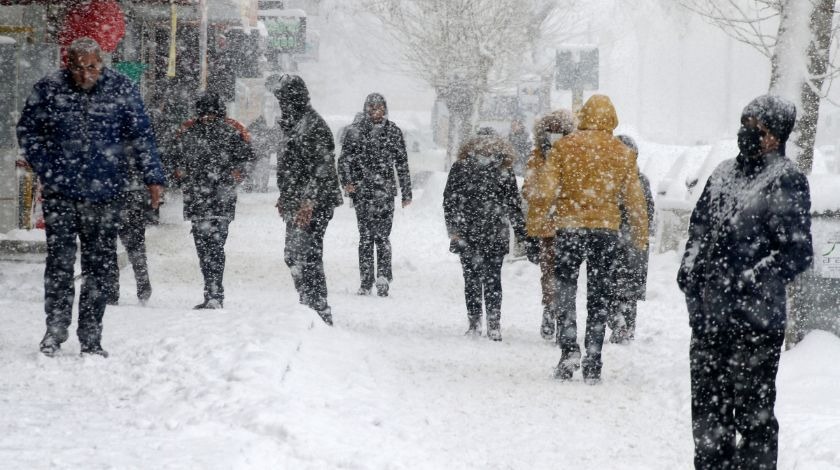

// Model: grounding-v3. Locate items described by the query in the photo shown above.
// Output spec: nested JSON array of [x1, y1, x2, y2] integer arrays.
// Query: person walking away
[[522, 109, 577, 342], [508, 117, 532, 177], [171, 92, 255, 309], [103, 146, 155, 306], [607, 135, 655, 343], [677, 95, 812, 470], [542, 95, 649, 383], [338, 93, 412, 297], [273, 75, 343, 325], [16, 37, 165, 357], [443, 128, 529, 341]]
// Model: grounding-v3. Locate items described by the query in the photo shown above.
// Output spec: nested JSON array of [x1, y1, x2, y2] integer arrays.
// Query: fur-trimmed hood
[[457, 134, 517, 169], [533, 109, 577, 158]]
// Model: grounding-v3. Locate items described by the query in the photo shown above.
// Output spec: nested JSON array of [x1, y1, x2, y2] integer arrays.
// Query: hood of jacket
[[533, 109, 577, 158], [457, 134, 516, 169], [275, 74, 310, 124], [577, 94, 618, 132]]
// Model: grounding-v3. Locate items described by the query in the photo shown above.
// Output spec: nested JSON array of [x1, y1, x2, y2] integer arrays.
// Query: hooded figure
[[677, 95, 812, 470], [541, 94, 649, 383], [521, 109, 577, 342], [171, 91, 255, 309], [337, 92, 412, 296], [443, 131, 527, 341], [274, 75, 342, 325], [607, 134, 655, 343]]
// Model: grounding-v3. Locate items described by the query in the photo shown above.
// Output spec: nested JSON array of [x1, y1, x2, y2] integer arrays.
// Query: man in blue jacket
[[678, 95, 812, 469], [17, 37, 166, 357]]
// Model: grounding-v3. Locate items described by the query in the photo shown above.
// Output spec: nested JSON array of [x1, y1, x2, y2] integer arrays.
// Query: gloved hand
[[524, 237, 541, 265], [735, 268, 757, 293], [449, 236, 467, 254]]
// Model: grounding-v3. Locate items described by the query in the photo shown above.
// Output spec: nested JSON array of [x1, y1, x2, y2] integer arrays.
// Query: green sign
[[265, 17, 306, 53]]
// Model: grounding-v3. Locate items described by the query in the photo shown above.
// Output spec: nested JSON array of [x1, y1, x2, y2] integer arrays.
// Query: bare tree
[[358, 0, 580, 165], [679, 0, 838, 173]]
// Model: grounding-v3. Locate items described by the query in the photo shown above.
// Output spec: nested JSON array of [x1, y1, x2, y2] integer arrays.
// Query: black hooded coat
[[338, 93, 412, 203], [274, 75, 343, 217], [443, 135, 527, 255]]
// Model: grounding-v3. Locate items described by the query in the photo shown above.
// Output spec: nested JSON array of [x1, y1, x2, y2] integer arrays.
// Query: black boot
[[39, 326, 69, 357], [316, 307, 334, 326], [553, 347, 581, 380], [465, 316, 482, 336]]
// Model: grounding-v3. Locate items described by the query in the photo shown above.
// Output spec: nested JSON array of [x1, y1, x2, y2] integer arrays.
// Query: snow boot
[[582, 355, 602, 385], [39, 326, 69, 357], [193, 299, 223, 310], [487, 313, 502, 342], [553, 348, 581, 380], [316, 307, 334, 326], [137, 277, 152, 305], [465, 316, 482, 337], [356, 286, 371, 296], [80, 343, 109, 358], [375, 276, 389, 297]]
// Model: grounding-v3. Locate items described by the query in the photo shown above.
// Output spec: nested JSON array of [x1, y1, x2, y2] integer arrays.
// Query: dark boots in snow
[[39, 326, 69, 357], [554, 347, 581, 380]]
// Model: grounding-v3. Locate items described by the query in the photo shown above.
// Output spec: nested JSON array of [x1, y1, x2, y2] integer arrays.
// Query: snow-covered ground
[[1, 173, 839, 469]]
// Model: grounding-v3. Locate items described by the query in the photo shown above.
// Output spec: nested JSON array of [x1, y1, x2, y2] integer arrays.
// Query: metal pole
[[198, 0, 208, 91]]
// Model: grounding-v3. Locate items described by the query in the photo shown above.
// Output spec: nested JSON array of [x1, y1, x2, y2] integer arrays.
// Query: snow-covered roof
[[0, 36, 16, 45]]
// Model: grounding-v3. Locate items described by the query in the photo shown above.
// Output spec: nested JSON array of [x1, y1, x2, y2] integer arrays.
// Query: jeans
[[191, 219, 230, 303], [42, 196, 120, 347], [690, 325, 784, 470], [105, 191, 151, 302], [553, 229, 619, 376], [458, 249, 505, 326], [284, 208, 333, 312], [354, 196, 395, 289]]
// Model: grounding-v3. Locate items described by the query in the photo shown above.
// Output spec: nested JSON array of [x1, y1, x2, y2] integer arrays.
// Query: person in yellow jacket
[[542, 94, 649, 384], [521, 109, 577, 342]]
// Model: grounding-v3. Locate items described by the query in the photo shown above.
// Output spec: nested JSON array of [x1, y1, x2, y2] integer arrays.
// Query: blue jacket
[[17, 68, 165, 202], [677, 152, 813, 332]]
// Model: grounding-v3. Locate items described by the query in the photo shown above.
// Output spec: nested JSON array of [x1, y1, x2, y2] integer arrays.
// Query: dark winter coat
[[338, 94, 412, 203], [247, 115, 277, 161], [274, 77, 343, 217], [17, 68, 165, 202], [443, 135, 527, 255], [615, 173, 655, 300], [172, 117, 255, 221], [677, 151, 813, 332]]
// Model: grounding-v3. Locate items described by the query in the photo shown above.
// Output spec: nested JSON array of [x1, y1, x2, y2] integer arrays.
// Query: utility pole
[[198, 0, 208, 91]]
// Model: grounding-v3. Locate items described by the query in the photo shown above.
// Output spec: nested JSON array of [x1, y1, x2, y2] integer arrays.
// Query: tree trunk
[[792, 0, 834, 174]]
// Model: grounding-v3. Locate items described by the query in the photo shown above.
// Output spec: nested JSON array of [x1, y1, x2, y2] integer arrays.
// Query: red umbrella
[[59, 0, 126, 53]]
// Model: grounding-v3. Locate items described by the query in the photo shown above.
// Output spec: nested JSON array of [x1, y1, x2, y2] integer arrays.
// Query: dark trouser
[[284, 208, 333, 312], [553, 229, 619, 377], [191, 219, 230, 303], [458, 249, 505, 326], [539, 237, 558, 325], [43, 196, 120, 347], [354, 196, 395, 289], [690, 326, 784, 470], [105, 191, 150, 302]]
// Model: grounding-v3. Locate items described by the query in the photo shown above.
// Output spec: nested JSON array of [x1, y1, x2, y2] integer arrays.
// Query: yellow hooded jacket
[[543, 95, 649, 249]]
